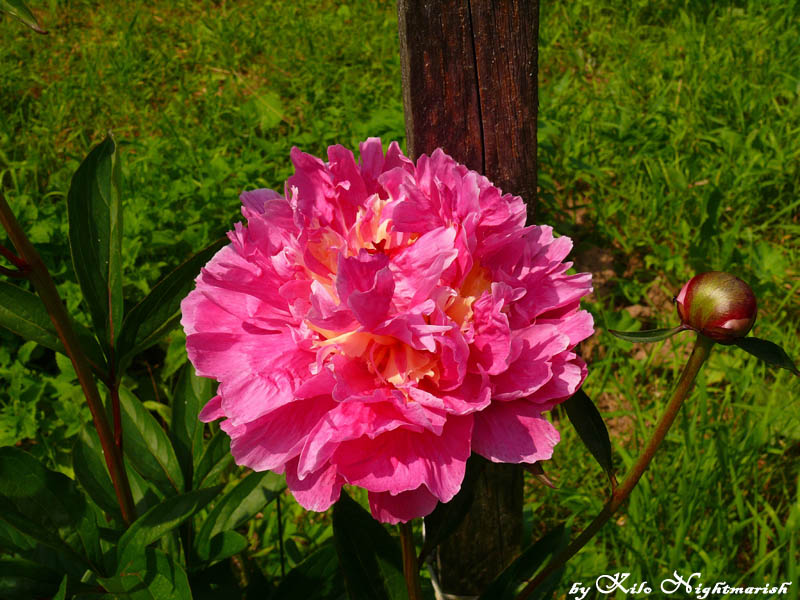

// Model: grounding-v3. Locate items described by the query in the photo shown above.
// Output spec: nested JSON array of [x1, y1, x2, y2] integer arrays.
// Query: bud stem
[[516, 333, 715, 599]]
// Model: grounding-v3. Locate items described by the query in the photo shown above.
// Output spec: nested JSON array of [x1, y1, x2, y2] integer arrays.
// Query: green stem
[[516, 333, 715, 600], [399, 521, 423, 600], [0, 192, 136, 525]]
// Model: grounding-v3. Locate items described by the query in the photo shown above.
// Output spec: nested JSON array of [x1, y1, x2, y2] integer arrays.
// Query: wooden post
[[397, 0, 539, 595]]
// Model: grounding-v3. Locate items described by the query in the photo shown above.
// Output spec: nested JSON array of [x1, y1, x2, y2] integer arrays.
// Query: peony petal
[[332, 415, 472, 501], [223, 395, 337, 471], [472, 401, 560, 464], [240, 188, 283, 214], [285, 458, 344, 512], [198, 395, 224, 423], [336, 251, 394, 329], [368, 485, 440, 523], [389, 226, 458, 308]]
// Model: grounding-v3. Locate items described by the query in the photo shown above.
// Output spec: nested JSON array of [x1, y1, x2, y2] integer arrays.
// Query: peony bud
[[675, 271, 757, 344]]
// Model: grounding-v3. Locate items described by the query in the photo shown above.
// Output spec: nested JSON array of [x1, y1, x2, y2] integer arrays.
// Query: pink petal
[[469, 289, 512, 376], [331, 415, 472, 501], [240, 188, 283, 214], [198, 395, 224, 423], [336, 251, 394, 329], [527, 354, 587, 410], [222, 395, 337, 471], [389, 226, 458, 308], [287, 147, 339, 230], [472, 401, 560, 464], [368, 485, 440, 523], [285, 458, 344, 512], [297, 399, 414, 477]]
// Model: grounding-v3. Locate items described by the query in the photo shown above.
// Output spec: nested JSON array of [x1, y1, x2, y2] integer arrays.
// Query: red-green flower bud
[[675, 271, 757, 344]]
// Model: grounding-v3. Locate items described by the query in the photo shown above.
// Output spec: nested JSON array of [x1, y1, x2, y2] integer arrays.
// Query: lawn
[[1, 0, 798, 596]]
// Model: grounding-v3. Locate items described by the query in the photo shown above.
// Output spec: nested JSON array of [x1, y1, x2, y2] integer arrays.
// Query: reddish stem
[[399, 521, 423, 600], [0, 242, 28, 269], [0, 192, 136, 524], [110, 378, 123, 455], [516, 334, 714, 600]]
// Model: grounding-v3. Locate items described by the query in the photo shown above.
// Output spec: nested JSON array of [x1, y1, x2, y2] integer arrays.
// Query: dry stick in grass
[[0, 191, 137, 525], [516, 334, 715, 600]]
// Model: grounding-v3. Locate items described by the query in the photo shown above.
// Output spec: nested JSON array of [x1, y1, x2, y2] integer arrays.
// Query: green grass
[[1, 0, 798, 595]]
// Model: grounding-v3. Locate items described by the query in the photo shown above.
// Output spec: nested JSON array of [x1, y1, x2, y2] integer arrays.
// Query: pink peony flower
[[181, 139, 593, 523]]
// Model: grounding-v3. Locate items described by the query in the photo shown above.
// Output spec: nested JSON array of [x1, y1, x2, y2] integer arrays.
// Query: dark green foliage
[[67, 134, 124, 354], [563, 389, 615, 486], [332, 491, 406, 600], [479, 526, 568, 600]]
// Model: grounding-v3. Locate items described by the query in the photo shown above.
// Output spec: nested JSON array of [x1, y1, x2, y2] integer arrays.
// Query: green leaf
[[0, 0, 46, 33], [563, 389, 615, 485], [733, 336, 800, 376], [478, 525, 568, 600], [116, 486, 221, 572], [608, 326, 685, 343], [67, 134, 124, 353], [0, 498, 87, 572], [170, 364, 214, 488], [192, 428, 233, 490], [0, 447, 100, 572], [73, 424, 122, 522], [0, 280, 107, 377], [332, 490, 406, 600], [99, 547, 192, 600], [194, 471, 281, 562], [117, 386, 184, 497], [53, 574, 68, 600], [0, 559, 61, 599], [272, 540, 346, 600], [124, 457, 164, 516], [116, 237, 226, 373], [0, 518, 36, 554], [204, 530, 248, 563], [420, 455, 484, 563]]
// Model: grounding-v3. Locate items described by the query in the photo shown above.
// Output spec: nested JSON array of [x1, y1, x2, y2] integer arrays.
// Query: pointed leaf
[[170, 364, 214, 488], [116, 486, 221, 572], [192, 428, 233, 490], [116, 237, 226, 372], [563, 389, 615, 484], [0, 498, 89, 571], [420, 454, 484, 562], [117, 386, 184, 497], [332, 490, 406, 600], [0, 447, 100, 571], [273, 540, 346, 600], [0, 517, 36, 554], [67, 134, 124, 352], [608, 326, 685, 343], [0, 559, 61, 599], [733, 337, 800, 375], [204, 530, 248, 563], [73, 424, 122, 522], [53, 574, 68, 600], [124, 456, 164, 516], [478, 525, 568, 600], [194, 471, 281, 562], [0, 280, 107, 377], [0, 0, 46, 33], [99, 547, 191, 600]]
